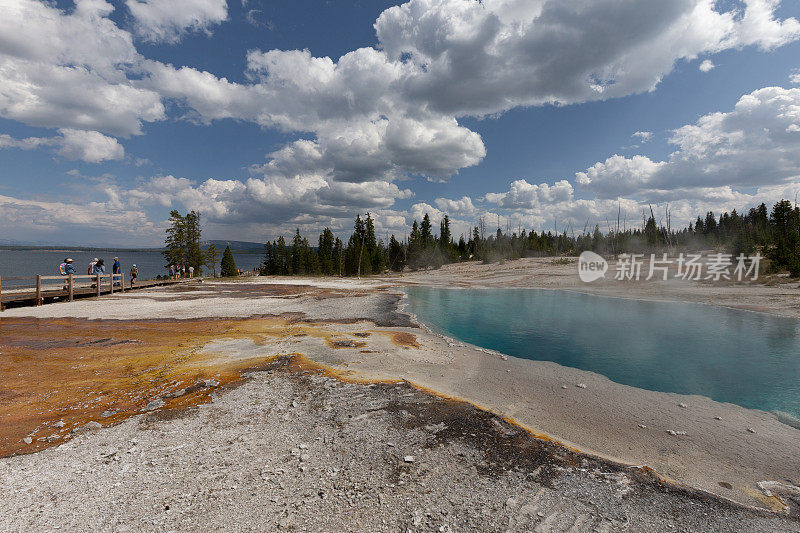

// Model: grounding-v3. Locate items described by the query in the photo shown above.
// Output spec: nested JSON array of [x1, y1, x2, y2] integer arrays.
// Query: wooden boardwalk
[[0, 274, 185, 311]]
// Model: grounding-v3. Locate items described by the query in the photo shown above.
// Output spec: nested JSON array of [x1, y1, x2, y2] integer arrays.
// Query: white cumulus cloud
[[0, 0, 165, 136], [126, 0, 229, 44], [576, 86, 800, 198], [0, 129, 124, 162], [699, 59, 715, 72], [2, 0, 800, 240]]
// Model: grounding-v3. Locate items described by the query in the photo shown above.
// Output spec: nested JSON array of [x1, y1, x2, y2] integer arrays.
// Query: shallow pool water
[[404, 287, 800, 420]]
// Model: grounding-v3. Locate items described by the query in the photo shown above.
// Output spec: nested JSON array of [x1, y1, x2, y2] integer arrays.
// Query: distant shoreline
[[0, 246, 163, 253], [0, 246, 265, 254]]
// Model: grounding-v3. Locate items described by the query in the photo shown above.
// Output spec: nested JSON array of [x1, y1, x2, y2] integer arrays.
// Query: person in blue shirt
[[60, 258, 76, 290], [90, 259, 105, 288], [112, 257, 121, 286]]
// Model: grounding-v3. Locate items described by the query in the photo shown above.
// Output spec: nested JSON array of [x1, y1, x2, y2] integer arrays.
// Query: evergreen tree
[[163, 210, 204, 274], [373, 238, 387, 273], [318, 228, 336, 275], [420, 214, 433, 247], [644, 215, 658, 248], [333, 237, 344, 276], [768, 199, 800, 275], [306, 238, 321, 274], [291, 229, 303, 274], [470, 226, 481, 260], [184, 211, 204, 275], [704, 211, 717, 235], [274, 236, 290, 275], [220, 245, 238, 277], [457, 236, 467, 260], [440, 215, 454, 262], [261, 242, 274, 275], [440, 215, 451, 247], [591, 225, 605, 252], [350, 215, 371, 276], [388, 235, 405, 271], [204, 244, 219, 277], [407, 220, 423, 270], [163, 210, 187, 269]]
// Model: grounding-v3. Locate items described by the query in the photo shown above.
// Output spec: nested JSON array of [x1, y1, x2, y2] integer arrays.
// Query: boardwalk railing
[[0, 273, 125, 311]]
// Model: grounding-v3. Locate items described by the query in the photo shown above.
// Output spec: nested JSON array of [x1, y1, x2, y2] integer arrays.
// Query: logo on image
[[578, 251, 608, 283]]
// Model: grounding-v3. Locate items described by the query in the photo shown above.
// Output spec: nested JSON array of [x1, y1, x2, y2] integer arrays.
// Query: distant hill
[[202, 240, 265, 252]]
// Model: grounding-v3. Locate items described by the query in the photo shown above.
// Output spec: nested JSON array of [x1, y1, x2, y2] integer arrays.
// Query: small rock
[[403, 455, 415, 463], [72, 421, 102, 435], [666, 430, 687, 436], [101, 410, 117, 418], [291, 400, 299, 408], [576, 383, 587, 389], [203, 379, 220, 387], [142, 399, 165, 412], [714, 416, 722, 420], [23, 437, 32, 445], [747, 428, 756, 433], [299, 454, 309, 462], [386, 442, 395, 447], [560, 385, 568, 389], [298, 443, 308, 450], [678, 403, 687, 408], [637, 424, 647, 429], [53, 420, 66, 428]]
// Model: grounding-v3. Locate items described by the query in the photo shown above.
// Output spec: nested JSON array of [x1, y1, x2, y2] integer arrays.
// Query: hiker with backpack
[[59, 258, 76, 290]]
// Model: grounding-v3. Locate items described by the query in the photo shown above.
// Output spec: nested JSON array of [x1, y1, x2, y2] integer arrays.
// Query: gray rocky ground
[[2, 357, 797, 532]]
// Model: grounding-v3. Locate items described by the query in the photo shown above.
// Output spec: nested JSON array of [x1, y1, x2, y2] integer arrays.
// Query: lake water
[[404, 287, 800, 421], [0, 249, 264, 287]]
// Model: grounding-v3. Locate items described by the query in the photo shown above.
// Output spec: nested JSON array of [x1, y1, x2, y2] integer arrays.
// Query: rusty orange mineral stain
[[742, 485, 790, 513], [389, 331, 420, 348], [0, 316, 358, 458]]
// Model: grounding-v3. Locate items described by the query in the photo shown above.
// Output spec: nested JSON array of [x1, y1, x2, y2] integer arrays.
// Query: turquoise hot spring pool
[[403, 287, 800, 423]]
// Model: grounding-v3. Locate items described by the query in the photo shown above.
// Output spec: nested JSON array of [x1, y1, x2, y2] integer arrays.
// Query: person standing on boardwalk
[[112, 257, 121, 287], [188, 266, 194, 278], [130, 264, 138, 287], [90, 258, 104, 288], [169, 265, 175, 280], [59, 258, 76, 290]]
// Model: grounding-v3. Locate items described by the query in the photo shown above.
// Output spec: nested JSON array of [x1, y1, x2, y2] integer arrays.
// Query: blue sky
[[1, 0, 800, 246]]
